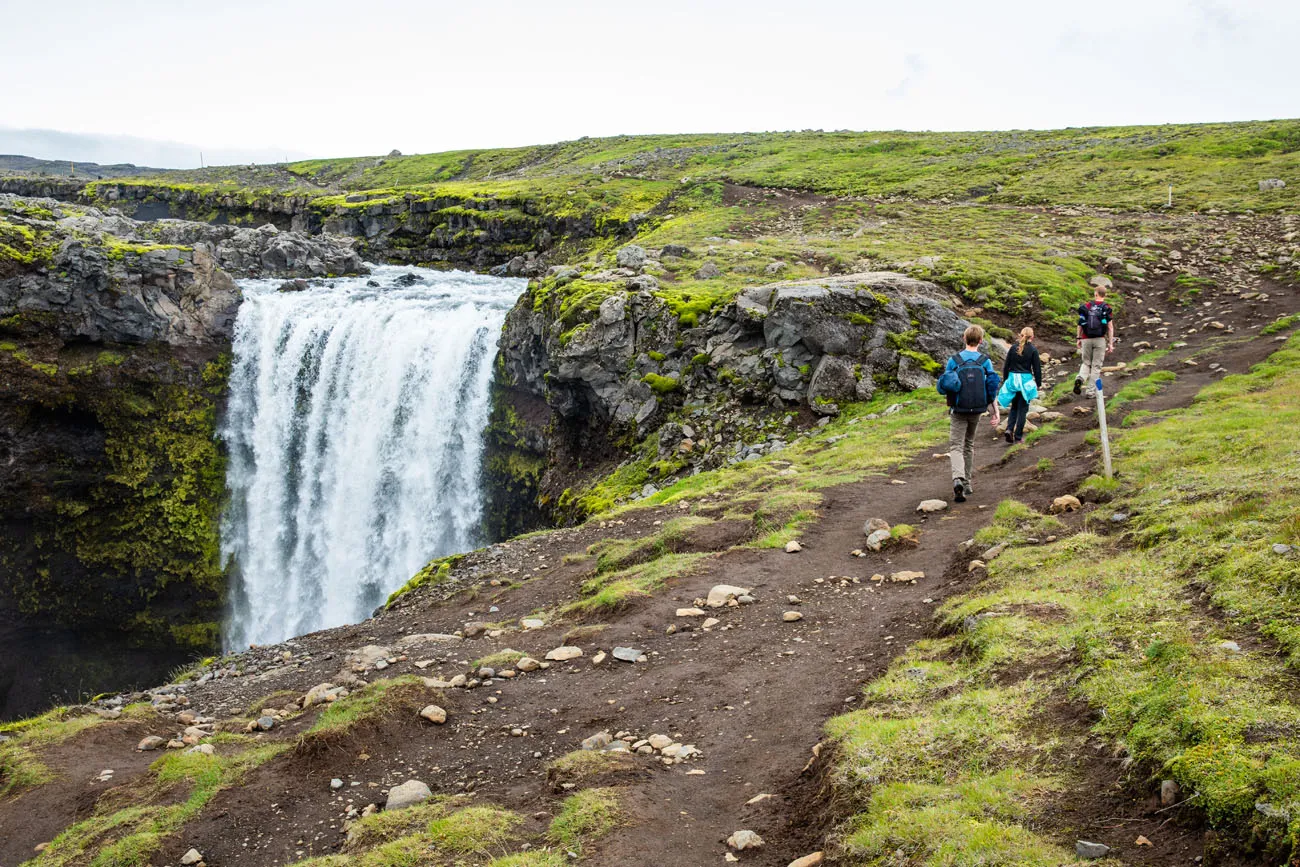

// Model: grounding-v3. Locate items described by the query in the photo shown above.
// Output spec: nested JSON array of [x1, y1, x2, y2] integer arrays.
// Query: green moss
[[387, 554, 462, 605], [302, 675, 429, 740], [642, 372, 680, 393], [562, 553, 710, 615]]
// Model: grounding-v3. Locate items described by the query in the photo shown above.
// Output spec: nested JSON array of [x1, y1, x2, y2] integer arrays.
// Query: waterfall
[[220, 266, 525, 649]]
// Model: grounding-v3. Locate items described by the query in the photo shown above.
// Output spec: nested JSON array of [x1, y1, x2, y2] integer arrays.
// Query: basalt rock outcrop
[[0, 194, 364, 718], [489, 271, 969, 527]]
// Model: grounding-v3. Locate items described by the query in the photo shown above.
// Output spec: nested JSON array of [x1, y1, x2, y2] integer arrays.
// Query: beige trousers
[[949, 412, 982, 483], [1078, 337, 1107, 397]]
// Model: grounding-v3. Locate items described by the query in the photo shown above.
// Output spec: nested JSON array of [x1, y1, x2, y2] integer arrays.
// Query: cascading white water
[[220, 266, 525, 649]]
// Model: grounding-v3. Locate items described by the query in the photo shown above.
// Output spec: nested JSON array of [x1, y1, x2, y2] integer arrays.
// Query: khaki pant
[[949, 412, 982, 483], [1078, 337, 1107, 397]]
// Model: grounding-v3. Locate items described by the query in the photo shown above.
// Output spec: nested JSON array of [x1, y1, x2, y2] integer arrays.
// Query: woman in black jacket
[[998, 327, 1043, 444]]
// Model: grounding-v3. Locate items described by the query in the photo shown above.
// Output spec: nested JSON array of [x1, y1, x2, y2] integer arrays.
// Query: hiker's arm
[[1032, 348, 1042, 386], [1001, 352, 1011, 379], [1107, 319, 1115, 349]]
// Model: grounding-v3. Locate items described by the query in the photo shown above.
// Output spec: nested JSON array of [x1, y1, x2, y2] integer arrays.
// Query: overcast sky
[[2, 0, 1296, 168]]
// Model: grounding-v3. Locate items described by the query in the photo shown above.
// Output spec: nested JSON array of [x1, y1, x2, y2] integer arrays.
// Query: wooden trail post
[[1095, 377, 1113, 479]]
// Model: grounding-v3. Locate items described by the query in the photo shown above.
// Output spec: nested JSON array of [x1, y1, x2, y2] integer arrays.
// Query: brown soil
[[1, 232, 1296, 867]]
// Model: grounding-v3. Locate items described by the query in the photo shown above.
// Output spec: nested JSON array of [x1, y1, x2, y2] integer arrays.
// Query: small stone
[[256, 716, 275, 731], [137, 736, 165, 751], [463, 622, 489, 638], [649, 735, 674, 750], [1160, 779, 1180, 806], [186, 743, 214, 756], [1110, 512, 1129, 523], [1273, 543, 1294, 555], [582, 731, 613, 751], [785, 540, 803, 553], [727, 830, 765, 851], [676, 607, 708, 617], [890, 570, 924, 582], [420, 705, 448, 724], [545, 646, 583, 661], [707, 585, 750, 607], [331, 778, 344, 790], [520, 618, 545, 629], [302, 682, 337, 707], [661, 743, 684, 757], [968, 560, 986, 572], [1051, 495, 1081, 514], [1218, 640, 1242, 653], [783, 611, 804, 622], [591, 651, 607, 665], [788, 854, 825, 867], [982, 543, 1008, 560], [386, 779, 432, 811], [180, 848, 204, 866], [917, 499, 948, 513], [516, 657, 541, 672], [702, 618, 720, 629], [1075, 840, 1111, 859], [864, 517, 890, 534], [612, 647, 643, 663], [746, 793, 774, 805]]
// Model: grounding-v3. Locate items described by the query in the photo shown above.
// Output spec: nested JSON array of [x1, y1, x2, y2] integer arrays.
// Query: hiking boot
[[953, 480, 966, 503], [1004, 431, 1014, 444], [963, 480, 974, 498], [1073, 377, 1083, 395]]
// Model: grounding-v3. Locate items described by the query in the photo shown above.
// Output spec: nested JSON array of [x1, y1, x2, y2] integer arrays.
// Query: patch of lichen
[[481, 381, 551, 542]]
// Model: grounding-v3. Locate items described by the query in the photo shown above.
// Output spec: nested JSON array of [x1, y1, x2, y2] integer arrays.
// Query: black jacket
[[1002, 341, 1042, 387]]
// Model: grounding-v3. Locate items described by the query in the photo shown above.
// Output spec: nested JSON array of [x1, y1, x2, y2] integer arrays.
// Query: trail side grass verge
[[825, 332, 1300, 864]]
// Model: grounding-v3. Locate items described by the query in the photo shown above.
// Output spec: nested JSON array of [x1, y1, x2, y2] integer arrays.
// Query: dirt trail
[[2, 261, 1297, 866]]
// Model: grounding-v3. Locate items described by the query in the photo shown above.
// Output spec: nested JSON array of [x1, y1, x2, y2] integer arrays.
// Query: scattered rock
[[702, 618, 720, 628], [137, 736, 165, 752], [1259, 178, 1287, 192], [788, 854, 825, 867], [1075, 840, 1111, 860], [916, 499, 948, 513], [707, 585, 750, 607], [516, 657, 541, 672], [863, 517, 890, 534], [982, 543, 1008, 560], [582, 731, 613, 751], [545, 646, 583, 661], [255, 716, 275, 731], [591, 651, 608, 665], [1218, 640, 1242, 653], [864, 528, 892, 550], [520, 618, 545, 630], [695, 262, 722, 279], [661, 244, 692, 258], [420, 705, 448, 724], [746, 792, 774, 805], [1161, 779, 1180, 806], [785, 540, 803, 553], [1110, 512, 1129, 523], [727, 830, 765, 851], [1050, 495, 1081, 513], [649, 734, 674, 750], [180, 849, 204, 866], [612, 647, 643, 663], [616, 245, 647, 269], [783, 611, 804, 622], [1273, 543, 1294, 555], [676, 607, 708, 617], [331, 778, 344, 790], [385, 779, 432, 811], [890, 570, 924, 582], [187, 743, 215, 756], [462, 622, 489, 638]]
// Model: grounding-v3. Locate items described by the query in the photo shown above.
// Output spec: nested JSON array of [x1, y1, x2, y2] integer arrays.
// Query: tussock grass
[[298, 676, 431, 752], [562, 553, 710, 616], [547, 787, 622, 855]]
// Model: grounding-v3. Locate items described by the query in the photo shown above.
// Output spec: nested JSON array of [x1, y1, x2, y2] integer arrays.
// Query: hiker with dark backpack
[[936, 324, 1001, 503], [1074, 285, 1115, 399]]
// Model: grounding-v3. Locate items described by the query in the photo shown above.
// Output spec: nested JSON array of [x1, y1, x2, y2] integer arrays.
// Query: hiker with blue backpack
[[997, 327, 1042, 444], [936, 324, 1001, 503], [1074, 285, 1115, 398]]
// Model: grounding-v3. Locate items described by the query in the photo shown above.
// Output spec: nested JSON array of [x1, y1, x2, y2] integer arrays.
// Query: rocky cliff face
[[489, 255, 970, 528], [0, 194, 365, 717]]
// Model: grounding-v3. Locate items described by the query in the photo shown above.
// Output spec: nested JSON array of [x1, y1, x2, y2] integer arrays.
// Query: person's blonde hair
[[962, 324, 984, 347], [1017, 326, 1035, 353], [1094, 285, 1108, 299]]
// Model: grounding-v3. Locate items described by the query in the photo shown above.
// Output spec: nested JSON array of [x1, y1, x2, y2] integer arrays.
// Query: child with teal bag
[[997, 327, 1042, 444]]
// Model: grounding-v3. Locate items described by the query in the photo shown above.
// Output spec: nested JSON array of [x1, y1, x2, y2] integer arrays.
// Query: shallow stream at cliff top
[[220, 266, 525, 649]]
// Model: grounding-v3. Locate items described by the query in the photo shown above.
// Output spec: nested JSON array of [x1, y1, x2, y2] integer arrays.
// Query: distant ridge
[[0, 153, 166, 180]]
